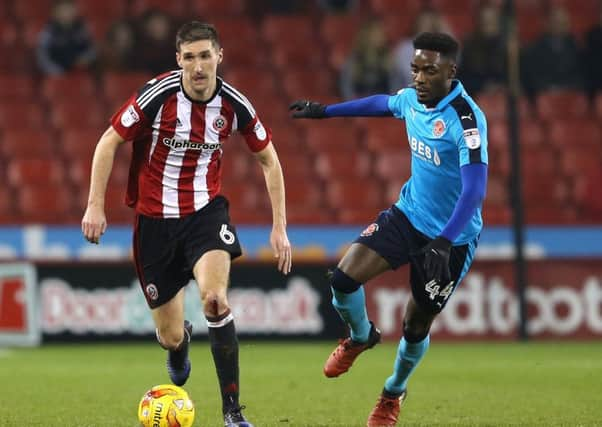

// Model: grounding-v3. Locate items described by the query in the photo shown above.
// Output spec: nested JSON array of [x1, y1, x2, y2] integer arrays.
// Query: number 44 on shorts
[[425, 280, 455, 301]]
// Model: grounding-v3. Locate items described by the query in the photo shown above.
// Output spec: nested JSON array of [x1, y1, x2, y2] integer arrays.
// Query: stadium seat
[[360, 119, 408, 152], [369, 0, 422, 16], [595, 93, 602, 120], [547, 119, 602, 148], [444, 13, 475, 41], [14, 0, 52, 21], [271, 42, 327, 72], [103, 185, 135, 224], [327, 179, 386, 224], [222, 68, 279, 101], [17, 184, 76, 224], [129, 0, 187, 17], [315, 149, 372, 180], [487, 146, 510, 178], [475, 91, 507, 120], [0, 75, 35, 100], [381, 13, 416, 43], [431, 0, 477, 14], [328, 37, 355, 70], [320, 14, 362, 48], [0, 102, 46, 129], [560, 149, 602, 178], [103, 72, 151, 106], [519, 119, 545, 147], [516, 3, 544, 43], [261, 15, 315, 46], [50, 100, 107, 130], [482, 202, 511, 225], [60, 128, 103, 161], [575, 169, 602, 221], [535, 90, 589, 121], [280, 69, 334, 100], [219, 40, 270, 68], [374, 149, 412, 182], [219, 180, 260, 211], [7, 157, 66, 186], [191, 0, 246, 17], [211, 17, 258, 46], [0, 185, 17, 223], [304, 121, 361, 152], [219, 149, 253, 183], [485, 175, 508, 207], [0, 130, 54, 158], [521, 146, 557, 176], [279, 153, 317, 181], [42, 73, 96, 103]]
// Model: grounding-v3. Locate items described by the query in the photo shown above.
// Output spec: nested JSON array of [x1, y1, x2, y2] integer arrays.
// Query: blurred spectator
[[340, 20, 391, 99], [458, 4, 507, 95], [390, 9, 451, 90], [521, 6, 585, 97], [100, 20, 136, 72], [317, 0, 358, 13], [36, 0, 96, 75], [584, 8, 602, 95], [132, 10, 176, 74]]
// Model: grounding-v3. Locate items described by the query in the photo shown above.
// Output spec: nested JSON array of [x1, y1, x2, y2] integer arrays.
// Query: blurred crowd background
[[0, 0, 601, 226]]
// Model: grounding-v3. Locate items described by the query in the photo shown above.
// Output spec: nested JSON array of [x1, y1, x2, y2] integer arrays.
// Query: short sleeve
[[239, 115, 271, 153], [387, 88, 408, 120], [456, 108, 488, 167], [110, 94, 150, 141]]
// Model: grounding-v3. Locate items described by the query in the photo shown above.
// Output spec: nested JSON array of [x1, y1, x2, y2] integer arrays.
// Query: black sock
[[207, 309, 239, 414], [169, 327, 190, 368]]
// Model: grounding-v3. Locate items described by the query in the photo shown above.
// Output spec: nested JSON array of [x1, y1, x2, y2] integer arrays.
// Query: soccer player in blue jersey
[[290, 32, 487, 426]]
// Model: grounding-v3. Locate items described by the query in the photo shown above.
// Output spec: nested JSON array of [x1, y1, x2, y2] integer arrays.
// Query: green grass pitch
[[1, 341, 600, 426]]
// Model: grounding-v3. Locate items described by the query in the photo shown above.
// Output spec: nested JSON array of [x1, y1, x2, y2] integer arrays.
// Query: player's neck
[[182, 79, 217, 102]]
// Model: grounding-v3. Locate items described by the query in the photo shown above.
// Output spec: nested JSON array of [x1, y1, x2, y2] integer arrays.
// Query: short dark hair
[[413, 32, 459, 62], [176, 21, 220, 51]]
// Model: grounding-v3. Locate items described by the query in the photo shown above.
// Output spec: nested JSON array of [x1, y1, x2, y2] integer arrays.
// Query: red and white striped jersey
[[110, 70, 271, 218]]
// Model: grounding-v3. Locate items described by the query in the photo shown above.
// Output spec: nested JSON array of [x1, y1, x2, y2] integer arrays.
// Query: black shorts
[[354, 205, 477, 314], [133, 195, 242, 308]]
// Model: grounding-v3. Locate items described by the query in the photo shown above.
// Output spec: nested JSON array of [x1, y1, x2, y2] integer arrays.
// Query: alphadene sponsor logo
[[162, 137, 221, 151]]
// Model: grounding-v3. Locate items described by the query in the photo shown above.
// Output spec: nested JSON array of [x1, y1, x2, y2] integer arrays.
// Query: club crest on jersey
[[146, 284, 159, 301], [360, 223, 379, 237], [432, 119, 446, 138], [212, 115, 227, 132], [121, 105, 140, 128]]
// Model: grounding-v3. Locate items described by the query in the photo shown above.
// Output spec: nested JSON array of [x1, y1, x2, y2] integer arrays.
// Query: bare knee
[[403, 299, 436, 342], [200, 289, 229, 317], [157, 325, 184, 350]]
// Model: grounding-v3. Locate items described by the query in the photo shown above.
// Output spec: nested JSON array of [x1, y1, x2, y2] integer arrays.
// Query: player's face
[[176, 39, 223, 101], [411, 49, 456, 106]]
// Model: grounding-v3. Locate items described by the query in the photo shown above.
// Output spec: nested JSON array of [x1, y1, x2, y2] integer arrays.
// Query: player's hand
[[270, 225, 292, 275], [422, 236, 452, 283], [81, 204, 107, 244], [288, 100, 327, 119]]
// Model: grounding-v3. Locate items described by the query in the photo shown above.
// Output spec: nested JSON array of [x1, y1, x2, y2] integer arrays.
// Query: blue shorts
[[354, 205, 477, 313]]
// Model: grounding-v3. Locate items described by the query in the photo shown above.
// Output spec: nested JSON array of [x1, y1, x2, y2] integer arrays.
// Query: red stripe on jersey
[[178, 103, 207, 215], [138, 94, 178, 216]]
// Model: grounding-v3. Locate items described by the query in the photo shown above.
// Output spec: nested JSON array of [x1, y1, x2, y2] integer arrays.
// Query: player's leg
[[151, 289, 193, 386], [133, 213, 193, 386], [193, 250, 251, 427], [368, 238, 478, 426]]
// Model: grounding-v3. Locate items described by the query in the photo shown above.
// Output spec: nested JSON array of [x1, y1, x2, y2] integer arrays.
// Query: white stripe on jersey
[[193, 97, 223, 210], [149, 105, 163, 163], [162, 92, 192, 217], [221, 82, 255, 116], [137, 74, 180, 109]]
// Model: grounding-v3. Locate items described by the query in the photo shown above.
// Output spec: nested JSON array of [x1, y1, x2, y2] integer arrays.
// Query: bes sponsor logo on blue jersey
[[409, 135, 441, 166]]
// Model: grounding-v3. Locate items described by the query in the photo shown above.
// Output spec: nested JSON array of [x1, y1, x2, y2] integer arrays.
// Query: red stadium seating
[[315, 149, 372, 180], [219, 149, 253, 184], [17, 185, 77, 224], [547, 119, 602, 148], [129, 0, 187, 17], [219, 180, 260, 211], [50, 100, 107, 130], [0, 130, 54, 158], [326, 179, 386, 224], [42, 73, 96, 103], [0, 186, 17, 223], [211, 17, 258, 46], [191, 0, 246, 17], [575, 169, 602, 222], [103, 185, 135, 224], [14, 0, 52, 22], [560, 149, 602, 178], [369, 0, 422, 16], [595, 93, 602, 120], [360, 119, 408, 152], [103, 72, 151, 106], [535, 90, 589, 121], [0, 102, 46, 129], [261, 15, 315, 46], [304, 121, 361, 152], [60, 128, 103, 161], [373, 149, 412, 182], [222, 68, 280, 101], [271, 43, 327, 72], [7, 158, 66, 186], [521, 146, 558, 177], [320, 14, 362, 48], [0, 75, 35, 100]]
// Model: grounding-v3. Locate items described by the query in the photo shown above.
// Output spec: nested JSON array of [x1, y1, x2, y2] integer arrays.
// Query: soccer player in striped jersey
[[82, 22, 292, 427], [290, 32, 488, 426]]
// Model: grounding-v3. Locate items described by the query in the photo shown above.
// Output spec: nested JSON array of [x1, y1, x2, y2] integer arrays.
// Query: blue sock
[[331, 286, 371, 343], [384, 335, 430, 394]]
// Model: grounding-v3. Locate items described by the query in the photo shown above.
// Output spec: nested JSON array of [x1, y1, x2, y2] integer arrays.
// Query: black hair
[[176, 21, 220, 51], [413, 32, 459, 62]]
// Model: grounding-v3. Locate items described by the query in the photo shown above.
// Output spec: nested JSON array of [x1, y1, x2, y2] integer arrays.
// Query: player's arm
[[422, 164, 487, 284], [254, 142, 292, 275], [81, 126, 125, 244], [289, 95, 394, 118]]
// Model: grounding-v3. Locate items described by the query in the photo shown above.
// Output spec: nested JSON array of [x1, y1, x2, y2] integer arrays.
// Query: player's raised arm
[[81, 125, 125, 244], [254, 142, 292, 275], [289, 95, 394, 119]]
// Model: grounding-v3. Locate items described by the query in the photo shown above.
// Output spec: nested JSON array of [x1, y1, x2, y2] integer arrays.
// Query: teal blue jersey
[[387, 80, 488, 244]]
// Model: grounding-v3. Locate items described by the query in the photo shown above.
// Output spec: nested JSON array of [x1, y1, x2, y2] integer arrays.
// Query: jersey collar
[[431, 80, 464, 111], [179, 75, 223, 105]]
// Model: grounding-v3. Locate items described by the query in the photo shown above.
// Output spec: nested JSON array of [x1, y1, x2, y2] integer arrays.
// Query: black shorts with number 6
[[133, 195, 242, 308], [354, 205, 477, 314]]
